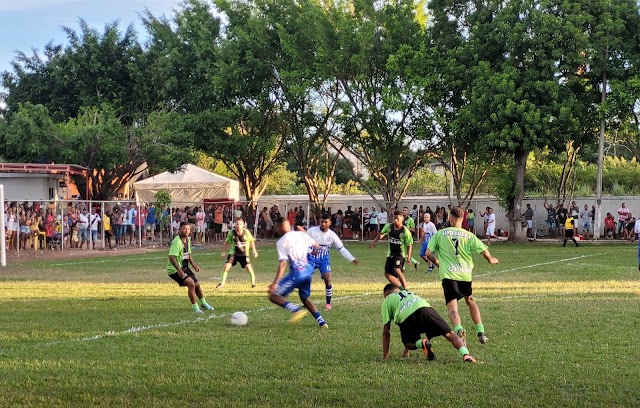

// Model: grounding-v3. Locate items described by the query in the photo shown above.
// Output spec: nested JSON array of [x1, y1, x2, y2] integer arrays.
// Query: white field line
[[35, 292, 373, 348], [474, 253, 602, 278]]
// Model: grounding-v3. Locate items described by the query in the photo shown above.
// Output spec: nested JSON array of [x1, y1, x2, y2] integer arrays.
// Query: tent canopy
[[133, 164, 240, 206]]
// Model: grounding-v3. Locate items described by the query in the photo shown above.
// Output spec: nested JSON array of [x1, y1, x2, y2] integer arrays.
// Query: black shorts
[[565, 229, 574, 238], [213, 223, 222, 233], [385, 255, 405, 276], [226, 254, 249, 268], [169, 268, 198, 286], [105, 230, 113, 238], [352, 224, 361, 232], [442, 278, 473, 304], [398, 307, 452, 344], [368, 224, 378, 232]]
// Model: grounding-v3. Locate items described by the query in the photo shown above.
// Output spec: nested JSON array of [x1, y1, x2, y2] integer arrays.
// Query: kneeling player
[[381, 284, 475, 363]]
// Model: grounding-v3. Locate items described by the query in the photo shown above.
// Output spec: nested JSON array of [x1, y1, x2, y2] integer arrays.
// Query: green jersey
[[380, 223, 413, 258], [381, 289, 430, 325], [225, 228, 255, 255], [427, 227, 487, 282], [167, 235, 191, 274]]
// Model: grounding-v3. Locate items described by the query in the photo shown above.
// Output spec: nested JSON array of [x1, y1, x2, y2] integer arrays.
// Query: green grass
[[1, 241, 639, 407]]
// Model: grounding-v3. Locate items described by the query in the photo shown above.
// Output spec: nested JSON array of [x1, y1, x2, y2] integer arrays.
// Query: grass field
[[1, 241, 639, 407]]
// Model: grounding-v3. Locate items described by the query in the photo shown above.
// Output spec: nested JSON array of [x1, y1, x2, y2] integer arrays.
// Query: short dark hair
[[449, 206, 463, 219], [383, 283, 399, 293], [179, 221, 190, 227], [321, 213, 331, 220], [393, 210, 403, 217]]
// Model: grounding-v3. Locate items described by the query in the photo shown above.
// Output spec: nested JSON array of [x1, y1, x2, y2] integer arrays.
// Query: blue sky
[[0, 0, 179, 75]]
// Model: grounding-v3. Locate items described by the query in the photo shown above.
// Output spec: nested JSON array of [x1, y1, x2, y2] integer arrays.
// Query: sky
[[0, 0, 180, 75]]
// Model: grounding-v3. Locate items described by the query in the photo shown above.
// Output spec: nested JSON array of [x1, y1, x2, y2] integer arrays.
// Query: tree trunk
[[507, 150, 528, 242]]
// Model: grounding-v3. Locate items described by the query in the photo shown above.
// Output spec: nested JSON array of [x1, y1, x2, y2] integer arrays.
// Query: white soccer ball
[[230, 311, 249, 326]]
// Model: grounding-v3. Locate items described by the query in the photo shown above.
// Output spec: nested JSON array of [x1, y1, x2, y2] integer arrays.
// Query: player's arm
[[250, 240, 258, 258], [268, 259, 287, 294], [382, 323, 392, 361], [188, 253, 201, 272], [221, 232, 230, 256], [481, 249, 499, 264], [369, 225, 388, 248], [168, 255, 187, 278], [425, 249, 439, 268]]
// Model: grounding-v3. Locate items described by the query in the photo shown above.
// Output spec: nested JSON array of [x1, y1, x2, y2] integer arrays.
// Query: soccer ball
[[230, 311, 249, 326]]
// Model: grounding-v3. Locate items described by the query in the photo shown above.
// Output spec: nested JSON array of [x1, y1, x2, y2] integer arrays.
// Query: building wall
[[0, 174, 60, 201]]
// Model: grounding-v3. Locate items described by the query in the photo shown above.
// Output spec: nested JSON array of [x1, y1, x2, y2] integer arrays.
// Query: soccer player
[[218, 217, 259, 288], [401, 206, 421, 269], [381, 284, 476, 363], [369, 210, 413, 290], [419, 212, 438, 273], [426, 206, 498, 345], [562, 216, 579, 247], [268, 219, 328, 328], [167, 222, 214, 314], [305, 213, 360, 310]]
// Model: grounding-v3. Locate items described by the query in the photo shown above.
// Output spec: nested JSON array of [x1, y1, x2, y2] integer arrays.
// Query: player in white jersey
[[419, 212, 438, 273], [268, 219, 328, 327], [306, 213, 360, 310]]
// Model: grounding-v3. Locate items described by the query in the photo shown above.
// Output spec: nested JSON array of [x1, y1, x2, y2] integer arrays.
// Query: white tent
[[133, 164, 240, 206]]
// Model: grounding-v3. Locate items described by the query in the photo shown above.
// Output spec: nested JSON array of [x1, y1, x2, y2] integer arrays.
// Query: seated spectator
[[604, 212, 616, 239]]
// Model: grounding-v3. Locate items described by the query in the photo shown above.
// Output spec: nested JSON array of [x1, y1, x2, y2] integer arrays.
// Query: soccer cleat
[[194, 308, 205, 314], [201, 303, 214, 311], [325, 303, 332, 310], [427, 267, 434, 274], [414, 261, 420, 270], [251, 284, 257, 288], [463, 354, 477, 363], [478, 332, 489, 344], [320, 323, 329, 329], [289, 309, 308, 324], [457, 328, 467, 346], [422, 339, 435, 361], [216, 283, 225, 289]]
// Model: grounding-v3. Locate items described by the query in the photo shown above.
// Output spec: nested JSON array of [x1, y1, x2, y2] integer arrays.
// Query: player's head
[[402, 206, 409, 216], [383, 283, 400, 298], [393, 210, 404, 226], [235, 217, 244, 230], [275, 219, 291, 236], [448, 206, 464, 223], [179, 221, 191, 237], [320, 213, 331, 231]]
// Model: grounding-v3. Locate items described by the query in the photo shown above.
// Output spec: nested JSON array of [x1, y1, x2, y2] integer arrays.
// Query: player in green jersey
[[426, 206, 498, 345], [381, 284, 476, 363], [218, 218, 259, 288], [369, 210, 414, 289], [401, 206, 421, 270], [167, 222, 214, 314]]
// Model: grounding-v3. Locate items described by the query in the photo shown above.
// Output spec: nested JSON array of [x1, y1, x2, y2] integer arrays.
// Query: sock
[[220, 271, 228, 285], [412, 257, 419, 265], [474, 323, 485, 334], [454, 324, 464, 333], [312, 311, 326, 326], [191, 303, 199, 311], [325, 284, 333, 305], [247, 269, 255, 286], [199, 297, 208, 306], [458, 346, 470, 356], [283, 302, 300, 313], [415, 339, 423, 349]]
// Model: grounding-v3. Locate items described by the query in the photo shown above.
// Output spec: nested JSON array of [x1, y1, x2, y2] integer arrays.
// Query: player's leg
[[182, 276, 203, 313], [321, 268, 333, 309], [299, 279, 327, 328], [464, 294, 488, 344], [269, 274, 307, 321], [442, 279, 466, 343], [244, 260, 257, 287], [194, 280, 214, 311], [218, 256, 234, 288]]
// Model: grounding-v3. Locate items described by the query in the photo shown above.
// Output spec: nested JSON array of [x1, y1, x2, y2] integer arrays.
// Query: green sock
[[199, 297, 208, 306], [191, 303, 199, 311], [415, 339, 423, 349], [474, 323, 485, 334], [248, 270, 255, 286], [458, 346, 469, 357], [220, 271, 228, 285], [454, 324, 464, 333]]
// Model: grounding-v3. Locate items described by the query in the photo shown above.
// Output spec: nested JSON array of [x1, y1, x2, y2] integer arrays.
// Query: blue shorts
[[91, 230, 98, 241], [420, 239, 430, 257], [274, 273, 313, 300], [311, 258, 331, 276]]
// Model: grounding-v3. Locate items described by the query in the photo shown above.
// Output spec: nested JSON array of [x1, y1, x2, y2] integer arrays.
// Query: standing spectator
[[378, 207, 388, 226], [362, 207, 371, 239], [466, 209, 476, 233], [145, 204, 156, 242], [522, 203, 534, 239], [570, 201, 579, 222], [213, 205, 224, 241], [78, 208, 89, 249], [369, 206, 379, 239], [295, 205, 305, 227], [543, 198, 557, 235], [127, 203, 137, 246], [604, 212, 616, 239], [480, 207, 490, 237], [556, 204, 568, 238], [89, 207, 101, 250], [485, 207, 498, 244], [103, 208, 113, 250], [195, 206, 206, 245], [579, 204, 591, 239], [351, 207, 362, 240], [617, 203, 630, 239], [113, 207, 123, 246], [334, 209, 344, 237], [344, 205, 353, 231], [287, 207, 296, 226]]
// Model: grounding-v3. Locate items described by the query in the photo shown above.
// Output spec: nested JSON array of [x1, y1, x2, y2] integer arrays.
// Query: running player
[[306, 213, 360, 310], [419, 212, 438, 273], [369, 210, 413, 290], [401, 206, 421, 269], [167, 222, 214, 314], [268, 219, 328, 328], [381, 284, 476, 363], [218, 217, 258, 288], [426, 206, 498, 345]]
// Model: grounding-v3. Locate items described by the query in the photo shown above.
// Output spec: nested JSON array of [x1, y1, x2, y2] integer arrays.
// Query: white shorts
[[196, 224, 206, 233], [527, 220, 533, 228], [486, 225, 496, 236]]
